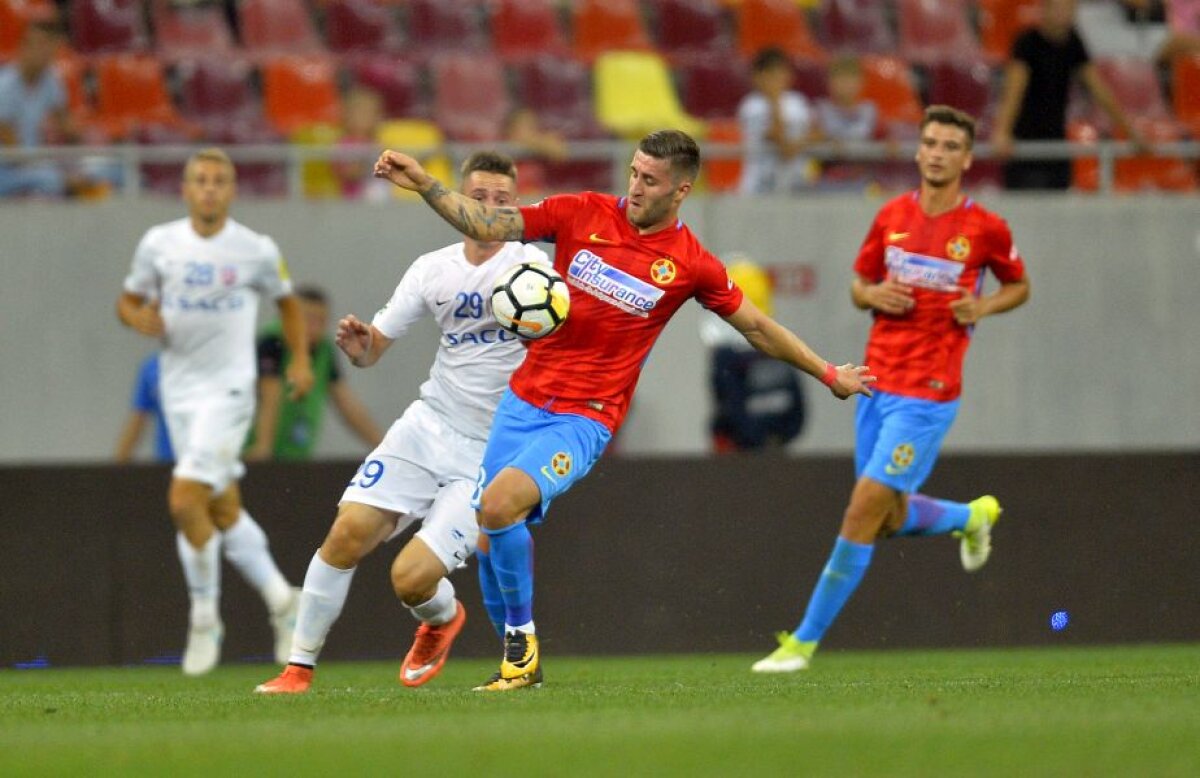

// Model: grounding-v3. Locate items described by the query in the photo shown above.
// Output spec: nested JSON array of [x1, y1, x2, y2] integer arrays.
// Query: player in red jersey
[[754, 106, 1031, 673], [375, 130, 876, 690]]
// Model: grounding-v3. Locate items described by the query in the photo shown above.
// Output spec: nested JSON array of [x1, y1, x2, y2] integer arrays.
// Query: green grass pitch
[[2, 645, 1198, 776]]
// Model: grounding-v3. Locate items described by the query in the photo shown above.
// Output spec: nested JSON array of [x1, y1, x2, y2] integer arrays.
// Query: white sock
[[406, 577, 457, 625], [506, 620, 536, 636], [221, 510, 293, 613], [289, 552, 356, 667], [176, 532, 221, 629]]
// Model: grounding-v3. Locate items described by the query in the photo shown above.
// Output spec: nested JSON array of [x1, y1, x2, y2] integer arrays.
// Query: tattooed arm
[[373, 149, 525, 242]]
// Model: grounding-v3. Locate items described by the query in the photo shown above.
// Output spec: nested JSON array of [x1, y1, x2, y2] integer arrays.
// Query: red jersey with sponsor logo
[[854, 192, 1026, 402], [515, 192, 743, 431]]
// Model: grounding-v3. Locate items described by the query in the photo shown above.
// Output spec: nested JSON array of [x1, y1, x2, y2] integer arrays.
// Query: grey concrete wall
[[0, 194, 1197, 462]]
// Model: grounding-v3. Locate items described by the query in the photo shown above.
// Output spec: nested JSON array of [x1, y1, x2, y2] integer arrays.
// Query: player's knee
[[840, 500, 888, 543], [322, 512, 374, 568], [390, 561, 436, 604], [476, 489, 521, 531]]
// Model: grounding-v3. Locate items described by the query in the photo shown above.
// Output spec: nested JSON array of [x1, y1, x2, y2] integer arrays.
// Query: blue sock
[[794, 537, 874, 643], [483, 521, 534, 629], [475, 546, 507, 639], [894, 494, 971, 536]]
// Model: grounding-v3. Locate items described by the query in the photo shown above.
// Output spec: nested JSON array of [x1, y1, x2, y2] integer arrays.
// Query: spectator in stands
[[0, 20, 74, 198], [246, 285, 384, 461], [814, 55, 880, 191], [992, 0, 1145, 190], [503, 107, 568, 195], [700, 256, 806, 453], [114, 352, 174, 463], [333, 86, 389, 202], [737, 47, 819, 195]]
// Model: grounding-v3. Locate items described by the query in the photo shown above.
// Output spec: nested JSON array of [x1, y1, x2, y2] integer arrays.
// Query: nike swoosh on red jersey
[[588, 233, 617, 244]]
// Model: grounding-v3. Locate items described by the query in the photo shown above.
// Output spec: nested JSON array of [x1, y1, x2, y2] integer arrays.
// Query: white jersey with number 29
[[123, 217, 293, 404], [373, 241, 548, 440]]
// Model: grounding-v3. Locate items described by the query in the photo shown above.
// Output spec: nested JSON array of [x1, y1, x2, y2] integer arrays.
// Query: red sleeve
[[694, 250, 744, 317], [985, 215, 1026, 284], [519, 193, 587, 243], [853, 210, 888, 281]]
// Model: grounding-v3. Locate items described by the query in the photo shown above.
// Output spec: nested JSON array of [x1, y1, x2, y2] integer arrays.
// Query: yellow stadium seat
[[593, 51, 706, 141], [375, 119, 454, 200], [290, 123, 342, 200]]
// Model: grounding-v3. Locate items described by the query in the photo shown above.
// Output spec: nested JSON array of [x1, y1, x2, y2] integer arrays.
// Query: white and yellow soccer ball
[[490, 262, 570, 340]]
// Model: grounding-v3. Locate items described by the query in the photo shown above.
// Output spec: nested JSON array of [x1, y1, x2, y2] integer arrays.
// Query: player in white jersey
[[117, 148, 314, 676], [255, 151, 545, 694]]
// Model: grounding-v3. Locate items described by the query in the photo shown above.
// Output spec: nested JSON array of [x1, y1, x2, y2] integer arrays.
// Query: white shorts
[[165, 392, 254, 494], [340, 400, 484, 572]]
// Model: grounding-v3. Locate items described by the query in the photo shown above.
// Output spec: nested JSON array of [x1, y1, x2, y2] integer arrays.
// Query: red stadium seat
[[239, 0, 323, 57], [897, 0, 980, 65], [1172, 54, 1200, 135], [512, 55, 602, 138], [859, 55, 923, 131], [346, 54, 427, 118], [324, 0, 401, 54], [176, 58, 263, 131], [572, 0, 652, 63], [151, 0, 234, 63], [978, 0, 1041, 62], [679, 57, 751, 119], [1091, 56, 1171, 123], [790, 56, 830, 101], [926, 59, 996, 127], [407, 0, 486, 54], [262, 55, 341, 135], [1069, 118, 1197, 192], [0, 0, 55, 61], [70, 0, 146, 55], [736, 0, 825, 61], [702, 117, 742, 192], [430, 52, 510, 141], [650, 0, 732, 62], [92, 54, 182, 139], [821, 0, 895, 55], [490, 0, 568, 63]]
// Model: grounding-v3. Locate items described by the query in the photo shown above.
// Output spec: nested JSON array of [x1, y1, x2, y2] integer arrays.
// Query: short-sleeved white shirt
[[372, 241, 548, 440], [737, 90, 815, 195], [123, 217, 292, 404]]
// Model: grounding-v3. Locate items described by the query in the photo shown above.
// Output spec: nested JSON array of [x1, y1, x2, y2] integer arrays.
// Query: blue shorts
[[472, 389, 612, 524], [855, 391, 959, 494]]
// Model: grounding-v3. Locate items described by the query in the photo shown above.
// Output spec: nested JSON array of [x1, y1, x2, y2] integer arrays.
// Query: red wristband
[[819, 362, 838, 387]]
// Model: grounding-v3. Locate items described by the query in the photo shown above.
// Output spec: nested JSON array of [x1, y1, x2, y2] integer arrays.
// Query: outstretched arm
[[723, 297, 876, 400], [335, 315, 394, 368], [373, 150, 525, 242]]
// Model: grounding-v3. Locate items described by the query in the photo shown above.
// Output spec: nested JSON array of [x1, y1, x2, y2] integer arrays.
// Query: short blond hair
[[184, 147, 236, 181]]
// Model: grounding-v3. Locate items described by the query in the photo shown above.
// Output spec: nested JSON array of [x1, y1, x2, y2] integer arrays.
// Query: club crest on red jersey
[[946, 236, 971, 262], [650, 258, 677, 285]]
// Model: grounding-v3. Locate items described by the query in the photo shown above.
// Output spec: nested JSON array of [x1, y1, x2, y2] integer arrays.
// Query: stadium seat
[[978, 0, 1041, 62], [926, 59, 995, 126], [289, 123, 342, 199], [324, 0, 401, 54], [151, 1, 234, 63], [406, 0, 486, 54], [650, 0, 732, 62], [239, 0, 323, 57], [701, 117, 742, 192], [54, 51, 90, 118], [820, 0, 895, 55], [859, 55, 923, 134], [790, 56, 830, 101], [1069, 118, 1196, 192], [736, 0, 825, 61], [262, 56, 341, 135], [572, 0, 652, 63], [176, 58, 263, 130], [375, 119, 453, 198], [679, 57, 751, 119], [0, 0, 55, 61], [490, 0, 568, 63], [430, 52, 510, 141], [593, 50, 706, 140], [92, 54, 183, 139], [512, 55, 602, 138], [346, 54, 427, 118], [897, 0, 980, 65], [1091, 57, 1171, 123], [70, 0, 146, 55], [1172, 54, 1200, 135]]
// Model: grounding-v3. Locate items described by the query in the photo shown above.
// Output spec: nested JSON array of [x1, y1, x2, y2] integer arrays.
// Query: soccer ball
[[491, 262, 570, 340]]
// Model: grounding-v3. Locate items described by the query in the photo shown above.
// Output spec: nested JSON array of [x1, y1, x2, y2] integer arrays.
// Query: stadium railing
[[2, 139, 1197, 198]]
